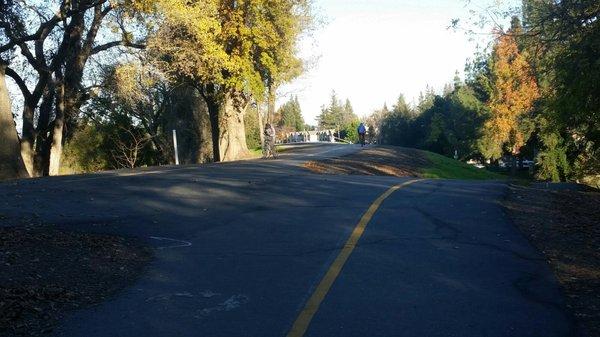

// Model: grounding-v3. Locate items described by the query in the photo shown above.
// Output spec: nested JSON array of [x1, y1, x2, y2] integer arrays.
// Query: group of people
[[261, 121, 368, 159]]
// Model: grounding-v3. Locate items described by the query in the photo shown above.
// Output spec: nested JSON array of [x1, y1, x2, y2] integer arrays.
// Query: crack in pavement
[[413, 206, 463, 241], [186, 235, 544, 261]]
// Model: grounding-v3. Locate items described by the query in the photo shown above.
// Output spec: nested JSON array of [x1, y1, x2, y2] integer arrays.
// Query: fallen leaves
[[505, 186, 600, 336], [0, 225, 152, 336]]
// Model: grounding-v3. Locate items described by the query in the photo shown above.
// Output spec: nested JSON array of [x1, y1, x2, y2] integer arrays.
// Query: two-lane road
[[0, 144, 576, 336]]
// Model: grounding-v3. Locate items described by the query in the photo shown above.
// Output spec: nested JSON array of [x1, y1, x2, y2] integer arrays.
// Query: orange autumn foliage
[[485, 34, 539, 156]]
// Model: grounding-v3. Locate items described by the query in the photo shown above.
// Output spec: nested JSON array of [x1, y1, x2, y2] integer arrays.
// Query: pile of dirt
[[304, 146, 428, 177], [505, 186, 600, 336], [0, 226, 152, 336]]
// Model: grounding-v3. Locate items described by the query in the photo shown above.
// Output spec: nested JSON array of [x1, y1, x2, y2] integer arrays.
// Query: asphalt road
[[0, 144, 577, 337]]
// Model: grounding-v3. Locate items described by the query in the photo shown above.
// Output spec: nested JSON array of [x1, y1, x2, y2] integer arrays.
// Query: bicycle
[[262, 139, 277, 159], [359, 133, 366, 147]]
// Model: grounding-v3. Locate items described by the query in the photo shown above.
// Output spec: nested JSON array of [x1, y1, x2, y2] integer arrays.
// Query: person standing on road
[[357, 122, 367, 147], [263, 123, 277, 158]]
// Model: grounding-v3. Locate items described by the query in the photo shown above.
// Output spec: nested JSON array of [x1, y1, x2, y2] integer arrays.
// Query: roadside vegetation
[[365, 2, 599, 189], [0, 0, 314, 179], [420, 152, 504, 180], [316, 92, 361, 143], [1, 1, 597, 189]]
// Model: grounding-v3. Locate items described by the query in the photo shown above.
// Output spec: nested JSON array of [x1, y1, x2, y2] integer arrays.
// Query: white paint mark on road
[[145, 292, 194, 302], [145, 290, 220, 303], [149, 236, 192, 249], [200, 290, 220, 298], [197, 295, 249, 317]]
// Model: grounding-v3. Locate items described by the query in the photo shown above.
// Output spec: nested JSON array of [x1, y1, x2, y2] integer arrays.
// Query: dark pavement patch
[[0, 225, 152, 336], [505, 186, 600, 336]]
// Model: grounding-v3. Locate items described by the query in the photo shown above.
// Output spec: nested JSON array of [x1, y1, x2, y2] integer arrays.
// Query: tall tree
[[378, 94, 415, 146], [150, 0, 310, 162], [276, 95, 304, 131], [522, 0, 600, 183], [480, 33, 539, 171], [0, 0, 28, 178], [1, 0, 148, 177], [0, 61, 28, 179], [317, 91, 358, 136], [461, 1, 599, 183]]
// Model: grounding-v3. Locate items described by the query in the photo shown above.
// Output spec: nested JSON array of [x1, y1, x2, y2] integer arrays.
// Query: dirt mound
[[304, 146, 428, 177]]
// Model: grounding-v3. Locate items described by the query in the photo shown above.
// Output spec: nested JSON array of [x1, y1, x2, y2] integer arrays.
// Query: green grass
[[248, 147, 263, 158], [420, 151, 506, 180]]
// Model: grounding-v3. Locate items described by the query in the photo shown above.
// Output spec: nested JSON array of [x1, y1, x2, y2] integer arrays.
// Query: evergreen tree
[[522, 0, 600, 183], [317, 91, 358, 135], [276, 96, 305, 131]]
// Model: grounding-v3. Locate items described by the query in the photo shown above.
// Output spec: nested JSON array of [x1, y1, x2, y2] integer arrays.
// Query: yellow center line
[[286, 179, 423, 337]]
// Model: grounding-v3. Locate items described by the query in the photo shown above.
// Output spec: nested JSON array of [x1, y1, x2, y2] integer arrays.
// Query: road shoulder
[[504, 185, 600, 336]]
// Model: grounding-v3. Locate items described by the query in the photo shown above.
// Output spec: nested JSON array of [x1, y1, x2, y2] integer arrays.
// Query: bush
[[535, 132, 570, 182], [61, 124, 111, 174], [343, 120, 360, 143]]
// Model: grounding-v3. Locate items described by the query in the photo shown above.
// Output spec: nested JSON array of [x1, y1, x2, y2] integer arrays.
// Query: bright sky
[[279, 0, 515, 124]]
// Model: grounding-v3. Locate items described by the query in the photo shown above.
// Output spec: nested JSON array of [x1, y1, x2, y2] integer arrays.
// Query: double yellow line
[[287, 179, 422, 337]]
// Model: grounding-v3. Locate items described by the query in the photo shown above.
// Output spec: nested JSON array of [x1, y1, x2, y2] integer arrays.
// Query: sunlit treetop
[[147, 0, 310, 100], [483, 32, 540, 158]]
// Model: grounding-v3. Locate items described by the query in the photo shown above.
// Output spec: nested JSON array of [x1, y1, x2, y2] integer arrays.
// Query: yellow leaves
[[146, 0, 227, 83], [120, 0, 159, 13], [486, 34, 540, 155], [145, 0, 309, 100], [112, 62, 162, 105]]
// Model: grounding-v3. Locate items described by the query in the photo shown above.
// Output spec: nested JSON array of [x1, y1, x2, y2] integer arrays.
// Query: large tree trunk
[[201, 85, 221, 162], [46, 11, 85, 176], [165, 85, 213, 164], [257, 101, 265, 146], [48, 119, 64, 176], [48, 81, 66, 176], [0, 64, 29, 180], [33, 83, 55, 176], [267, 86, 276, 124], [510, 153, 517, 176], [193, 93, 213, 163], [219, 93, 249, 161], [20, 103, 35, 176]]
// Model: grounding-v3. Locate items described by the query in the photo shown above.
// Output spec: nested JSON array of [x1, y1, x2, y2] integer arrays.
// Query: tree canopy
[[367, 2, 599, 186], [0, 0, 312, 178]]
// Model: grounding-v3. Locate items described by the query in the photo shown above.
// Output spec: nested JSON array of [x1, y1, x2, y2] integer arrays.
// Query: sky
[[279, 0, 515, 124]]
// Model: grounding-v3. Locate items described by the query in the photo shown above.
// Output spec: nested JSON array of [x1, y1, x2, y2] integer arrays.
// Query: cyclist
[[357, 122, 367, 147], [263, 123, 277, 159]]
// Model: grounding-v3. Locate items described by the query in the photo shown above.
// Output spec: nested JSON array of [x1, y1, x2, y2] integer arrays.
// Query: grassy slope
[[420, 151, 505, 180]]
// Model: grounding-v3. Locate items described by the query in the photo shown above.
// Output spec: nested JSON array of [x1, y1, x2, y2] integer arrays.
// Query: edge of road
[[0, 143, 359, 186]]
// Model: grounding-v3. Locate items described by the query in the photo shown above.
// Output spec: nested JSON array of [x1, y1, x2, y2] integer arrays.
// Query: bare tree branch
[[91, 40, 146, 55], [82, 3, 113, 55], [0, 0, 108, 53], [5, 66, 32, 100]]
